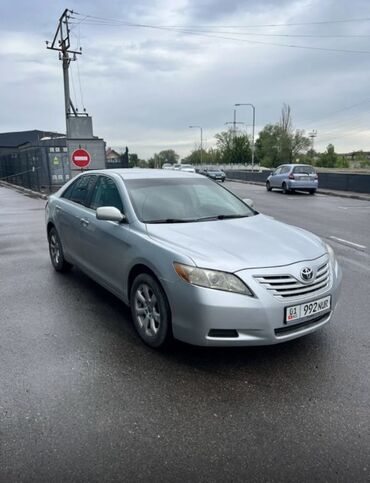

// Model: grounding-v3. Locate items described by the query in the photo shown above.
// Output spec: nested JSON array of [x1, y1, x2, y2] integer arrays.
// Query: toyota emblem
[[300, 267, 314, 282]]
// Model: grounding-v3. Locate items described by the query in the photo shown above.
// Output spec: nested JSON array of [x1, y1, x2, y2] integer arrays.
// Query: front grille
[[255, 262, 330, 300], [274, 312, 330, 336]]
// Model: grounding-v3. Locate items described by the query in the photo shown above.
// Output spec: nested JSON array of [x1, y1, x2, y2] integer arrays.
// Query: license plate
[[285, 295, 331, 324]]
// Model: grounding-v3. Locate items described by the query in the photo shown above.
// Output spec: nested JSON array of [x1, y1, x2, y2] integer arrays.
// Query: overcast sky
[[1, 0, 370, 158]]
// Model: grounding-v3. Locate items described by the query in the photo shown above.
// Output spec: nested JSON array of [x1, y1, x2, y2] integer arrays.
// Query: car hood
[[146, 214, 326, 272]]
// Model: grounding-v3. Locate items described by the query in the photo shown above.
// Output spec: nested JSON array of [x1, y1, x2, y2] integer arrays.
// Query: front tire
[[309, 189, 316, 195], [130, 273, 172, 348], [266, 181, 272, 191], [48, 227, 72, 272]]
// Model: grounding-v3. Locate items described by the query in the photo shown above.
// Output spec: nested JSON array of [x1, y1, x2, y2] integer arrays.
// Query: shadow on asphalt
[[268, 189, 314, 197]]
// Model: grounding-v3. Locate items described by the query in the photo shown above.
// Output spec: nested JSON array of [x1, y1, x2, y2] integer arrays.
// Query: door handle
[[80, 218, 89, 226]]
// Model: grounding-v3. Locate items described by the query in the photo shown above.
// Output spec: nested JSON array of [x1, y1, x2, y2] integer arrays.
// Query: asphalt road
[[0, 183, 369, 482]]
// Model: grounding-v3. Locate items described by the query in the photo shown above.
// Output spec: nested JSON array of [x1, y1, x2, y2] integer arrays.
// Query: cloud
[[1, 0, 370, 158]]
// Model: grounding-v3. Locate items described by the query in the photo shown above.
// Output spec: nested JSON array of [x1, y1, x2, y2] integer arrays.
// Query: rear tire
[[48, 227, 73, 272], [266, 181, 272, 192], [130, 273, 172, 349], [282, 182, 289, 194], [309, 189, 316, 195]]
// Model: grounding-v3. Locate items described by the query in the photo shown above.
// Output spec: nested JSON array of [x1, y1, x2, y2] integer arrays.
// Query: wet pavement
[[0, 184, 369, 482]]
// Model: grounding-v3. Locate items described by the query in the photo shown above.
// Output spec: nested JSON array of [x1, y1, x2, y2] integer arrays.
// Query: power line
[[70, 19, 370, 38], [69, 16, 370, 54], [298, 98, 370, 127], [72, 12, 370, 28]]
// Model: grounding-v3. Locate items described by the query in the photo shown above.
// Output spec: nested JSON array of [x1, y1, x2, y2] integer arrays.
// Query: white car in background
[[179, 164, 196, 173]]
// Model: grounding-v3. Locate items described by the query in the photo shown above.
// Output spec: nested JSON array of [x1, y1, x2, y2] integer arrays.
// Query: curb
[[0, 180, 48, 200], [226, 178, 370, 202]]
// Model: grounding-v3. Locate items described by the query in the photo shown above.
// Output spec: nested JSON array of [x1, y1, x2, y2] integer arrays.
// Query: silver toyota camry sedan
[[45, 169, 342, 348]]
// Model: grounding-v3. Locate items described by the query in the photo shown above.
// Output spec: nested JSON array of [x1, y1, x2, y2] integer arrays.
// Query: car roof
[[85, 168, 203, 180], [279, 164, 314, 168]]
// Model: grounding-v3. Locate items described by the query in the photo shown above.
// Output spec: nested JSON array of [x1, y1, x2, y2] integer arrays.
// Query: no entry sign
[[71, 148, 91, 169]]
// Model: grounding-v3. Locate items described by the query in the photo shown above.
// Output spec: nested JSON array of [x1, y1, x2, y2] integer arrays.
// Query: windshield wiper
[[145, 214, 249, 223], [193, 214, 249, 221], [145, 218, 199, 224]]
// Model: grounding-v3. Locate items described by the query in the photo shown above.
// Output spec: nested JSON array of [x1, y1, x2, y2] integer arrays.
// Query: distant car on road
[[200, 168, 226, 182], [266, 164, 318, 194], [162, 163, 173, 170], [45, 169, 341, 349], [179, 164, 196, 173]]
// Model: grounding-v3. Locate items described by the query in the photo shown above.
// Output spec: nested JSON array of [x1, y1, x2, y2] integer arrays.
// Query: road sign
[[71, 148, 91, 169]]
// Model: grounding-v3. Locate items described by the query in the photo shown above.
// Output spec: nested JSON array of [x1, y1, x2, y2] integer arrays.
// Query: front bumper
[[162, 256, 342, 346]]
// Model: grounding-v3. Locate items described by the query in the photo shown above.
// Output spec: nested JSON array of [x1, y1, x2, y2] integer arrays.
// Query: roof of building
[[106, 147, 121, 158], [0, 130, 65, 148]]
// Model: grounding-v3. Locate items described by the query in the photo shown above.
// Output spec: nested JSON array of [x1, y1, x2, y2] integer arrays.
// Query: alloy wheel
[[134, 283, 161, 337], [49, 232, 61, 266]]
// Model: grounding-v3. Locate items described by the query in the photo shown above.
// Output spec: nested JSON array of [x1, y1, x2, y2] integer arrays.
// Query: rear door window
[[62, 175, 95, 207]]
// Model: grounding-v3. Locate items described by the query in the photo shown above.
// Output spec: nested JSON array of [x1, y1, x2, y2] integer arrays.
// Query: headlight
[[174, 263, 253, 296]]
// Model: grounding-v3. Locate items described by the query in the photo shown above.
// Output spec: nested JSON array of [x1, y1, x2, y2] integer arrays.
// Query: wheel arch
[[128, 264, 164, 302], [46, 221, 55, 235]]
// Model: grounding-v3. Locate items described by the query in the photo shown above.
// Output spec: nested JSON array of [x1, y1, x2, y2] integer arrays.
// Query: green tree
[[128, 153, 138, 168], [215, 129, 251, 164], [255, 104, 310, 168], [319, 144, 338, 168], [351, 151, 370, 168], [128, 153, 147, 168], [336, 156, 349, 169], [158, 149, 179, 166], [182, 148, 219, 165], [255, 124, 280, 167], [146, 150, 179, 168]]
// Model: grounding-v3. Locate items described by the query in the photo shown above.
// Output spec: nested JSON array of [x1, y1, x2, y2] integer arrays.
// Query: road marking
[[329, 236, 367, 250]]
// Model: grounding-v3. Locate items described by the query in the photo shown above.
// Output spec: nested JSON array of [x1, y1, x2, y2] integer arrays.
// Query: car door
[[269, 167, 281, 187], [78, 175, 133, 295], [279, 166, 290, 187], [55, 175, 96, 264]]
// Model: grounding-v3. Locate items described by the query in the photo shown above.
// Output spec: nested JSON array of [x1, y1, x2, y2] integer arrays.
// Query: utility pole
[[46, 9, 84, 136], [235, 103, 256, 171], [309, 130, 317, 152], [189, 125, 203, 165]]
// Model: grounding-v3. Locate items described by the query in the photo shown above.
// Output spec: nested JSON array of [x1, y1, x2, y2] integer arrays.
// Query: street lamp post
[[189, 125, 203, 165], [235, 103, 256, 172]]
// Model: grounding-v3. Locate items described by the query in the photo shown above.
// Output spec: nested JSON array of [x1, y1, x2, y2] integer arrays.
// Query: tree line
[[127, 104, 370, 169]]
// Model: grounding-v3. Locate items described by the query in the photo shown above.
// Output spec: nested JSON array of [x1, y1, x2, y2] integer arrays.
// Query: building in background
[[106, 146, 129, 169], [0, 128, 106, 192]]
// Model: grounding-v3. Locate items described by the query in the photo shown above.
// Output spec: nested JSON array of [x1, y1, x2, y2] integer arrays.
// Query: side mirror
[[96, 206, 126, 222], [243, 198, 254, 208]]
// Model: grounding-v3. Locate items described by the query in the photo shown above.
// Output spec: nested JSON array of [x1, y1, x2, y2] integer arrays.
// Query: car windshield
[[209, 170, 222, 174], [293, 165, 316, 174], [125, 178, 255, 223]]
